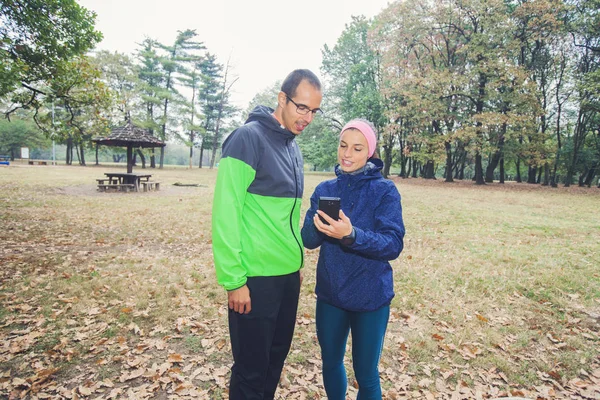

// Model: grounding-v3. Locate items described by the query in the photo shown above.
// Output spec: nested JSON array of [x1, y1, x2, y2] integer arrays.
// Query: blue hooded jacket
[[301, 158, 405, 312]]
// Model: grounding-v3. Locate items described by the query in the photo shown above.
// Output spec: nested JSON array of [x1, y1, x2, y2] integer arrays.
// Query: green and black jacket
[[212, 106, 304, 290]]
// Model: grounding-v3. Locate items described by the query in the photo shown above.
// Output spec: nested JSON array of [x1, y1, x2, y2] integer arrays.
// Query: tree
[[155, 29, 205, 169], [91, 51, 141, 166], [321, 16, 388, 174], [92, 51, 139, 125], [197, 54, 223, 168], [32, 56, 112, 166], [0, 118, 47, 159], [563, 0, 600, 186], [296, 115, 339, 171], [177, 60, 205, 168], [243, 81, 281, 121], [209, 59, 238, 169], [136, 38, 164, 168], [1, 0, 102, 116]]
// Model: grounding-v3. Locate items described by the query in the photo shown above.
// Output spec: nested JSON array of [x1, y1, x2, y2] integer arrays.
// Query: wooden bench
[[96, 178, 116, 185], [28, 160, 47, 165], [97, 184, 135, 193], [140, 181, 161, 192]]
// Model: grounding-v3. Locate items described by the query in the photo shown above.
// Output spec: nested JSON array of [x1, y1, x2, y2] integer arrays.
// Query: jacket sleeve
[[347, 184, 405, 260], [301, 187, 326, 249], [211, 130, 258, 290]]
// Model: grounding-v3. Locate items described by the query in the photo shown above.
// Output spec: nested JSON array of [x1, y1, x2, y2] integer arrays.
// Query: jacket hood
[[246, 105, 296, 140], [334, 158, 384, 180]]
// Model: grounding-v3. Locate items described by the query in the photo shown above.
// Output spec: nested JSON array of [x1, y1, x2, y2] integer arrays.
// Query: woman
[[301, 118, 405, 399]]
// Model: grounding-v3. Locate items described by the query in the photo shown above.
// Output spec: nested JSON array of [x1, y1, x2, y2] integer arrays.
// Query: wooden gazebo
[[92, 123, 165, 173]]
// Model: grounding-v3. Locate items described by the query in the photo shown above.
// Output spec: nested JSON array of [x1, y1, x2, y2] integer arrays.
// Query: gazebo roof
[[92, 123, 165, 148]]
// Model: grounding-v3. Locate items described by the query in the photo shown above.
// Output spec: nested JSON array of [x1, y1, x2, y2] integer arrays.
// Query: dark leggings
[[316, 300, 390, 400]]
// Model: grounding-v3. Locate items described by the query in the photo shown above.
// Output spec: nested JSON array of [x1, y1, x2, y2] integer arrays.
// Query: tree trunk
[[565, 110, 590, 187], [486, 124, 506, 183], [149, 149, 156, 168], [78, 143, 86, 166], [95, 143, 99, 166], [542, 164, 550, 186], [584, 162, 598, 187], [515, 158, 522, 183], [66, 137, 73, 165], [474, 154, 485, 185], [485, 152, 500, 183], [444, 141, 454, 182], [398, 156, 407, 178], [382, 143, 393, 179], [551, 55, 567, 188], [127, 146, 133, 173], [411, 159, 418, 178], [136, 149, 146, 169], [453, 149, 465, 180], [423, 160, 435, 179], [527, 166, 537, 184], [499, 156, 505, 184], [474, 69, 487, 185]]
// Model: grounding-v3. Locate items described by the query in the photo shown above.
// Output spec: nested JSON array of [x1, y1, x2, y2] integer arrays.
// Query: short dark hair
[[281, 69, 321, 98]]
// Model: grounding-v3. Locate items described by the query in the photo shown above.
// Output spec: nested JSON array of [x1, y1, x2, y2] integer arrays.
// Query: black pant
[[228, 271, 300, 400]]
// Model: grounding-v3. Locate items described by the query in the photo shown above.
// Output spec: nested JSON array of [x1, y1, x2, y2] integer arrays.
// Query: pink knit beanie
[[340, 119, 377, 158]]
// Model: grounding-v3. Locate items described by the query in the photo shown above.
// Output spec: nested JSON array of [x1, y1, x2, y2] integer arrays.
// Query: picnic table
[[97, 172, 158, 192]]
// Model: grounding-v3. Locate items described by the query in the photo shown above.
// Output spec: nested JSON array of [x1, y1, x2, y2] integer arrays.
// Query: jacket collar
[[335, 158, 384, 182], [246, 105, 296, 141]]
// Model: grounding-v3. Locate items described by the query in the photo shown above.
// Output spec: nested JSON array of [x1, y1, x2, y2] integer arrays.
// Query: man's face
[[278, 80, 323, 135]]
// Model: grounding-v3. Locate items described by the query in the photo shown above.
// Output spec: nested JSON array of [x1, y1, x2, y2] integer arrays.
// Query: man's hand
[[228, 285, 251, 314]]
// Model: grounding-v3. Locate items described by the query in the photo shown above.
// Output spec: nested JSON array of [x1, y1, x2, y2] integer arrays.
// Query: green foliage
[[297, 116, 339, 171], [135, 38, 164, 137], [33, 57, 113, 145], [0, 0, 102, 104], [366, 0, 600, 184], [243, 81, 281, 121], [155, 29, 205, 145], [0, 118, 48, 157], [91, 51, 139, 125], [198, 54, 224, 146], [321, 15, 385, 127]]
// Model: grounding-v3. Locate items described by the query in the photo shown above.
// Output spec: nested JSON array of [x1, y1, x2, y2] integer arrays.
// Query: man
[[212, 69, 323, 399]]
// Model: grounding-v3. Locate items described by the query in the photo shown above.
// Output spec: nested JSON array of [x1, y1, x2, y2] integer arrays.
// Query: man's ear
[[277, 91, 287, 109]]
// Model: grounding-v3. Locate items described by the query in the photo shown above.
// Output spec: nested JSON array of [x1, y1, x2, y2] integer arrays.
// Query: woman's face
[[338, 128, 369, 173]]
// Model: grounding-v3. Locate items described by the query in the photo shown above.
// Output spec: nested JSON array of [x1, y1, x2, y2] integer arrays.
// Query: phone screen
[[318, 197, 341, 225]]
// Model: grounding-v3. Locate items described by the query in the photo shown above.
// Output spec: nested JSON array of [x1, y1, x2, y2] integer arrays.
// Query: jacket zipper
[[287, 138, 304, 269]]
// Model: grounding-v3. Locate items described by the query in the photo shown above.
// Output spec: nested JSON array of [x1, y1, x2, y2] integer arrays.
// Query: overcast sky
[[77, 0, 391, 109]]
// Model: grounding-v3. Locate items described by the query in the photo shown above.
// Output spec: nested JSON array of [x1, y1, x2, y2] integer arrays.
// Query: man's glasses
[[285, 94, 322, 116]]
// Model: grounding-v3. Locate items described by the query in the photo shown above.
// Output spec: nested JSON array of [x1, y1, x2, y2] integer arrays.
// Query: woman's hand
[[314, 209, 353, 239]]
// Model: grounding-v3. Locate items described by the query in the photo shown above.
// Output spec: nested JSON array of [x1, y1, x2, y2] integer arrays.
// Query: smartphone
[[318, 197, 341, 225]]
